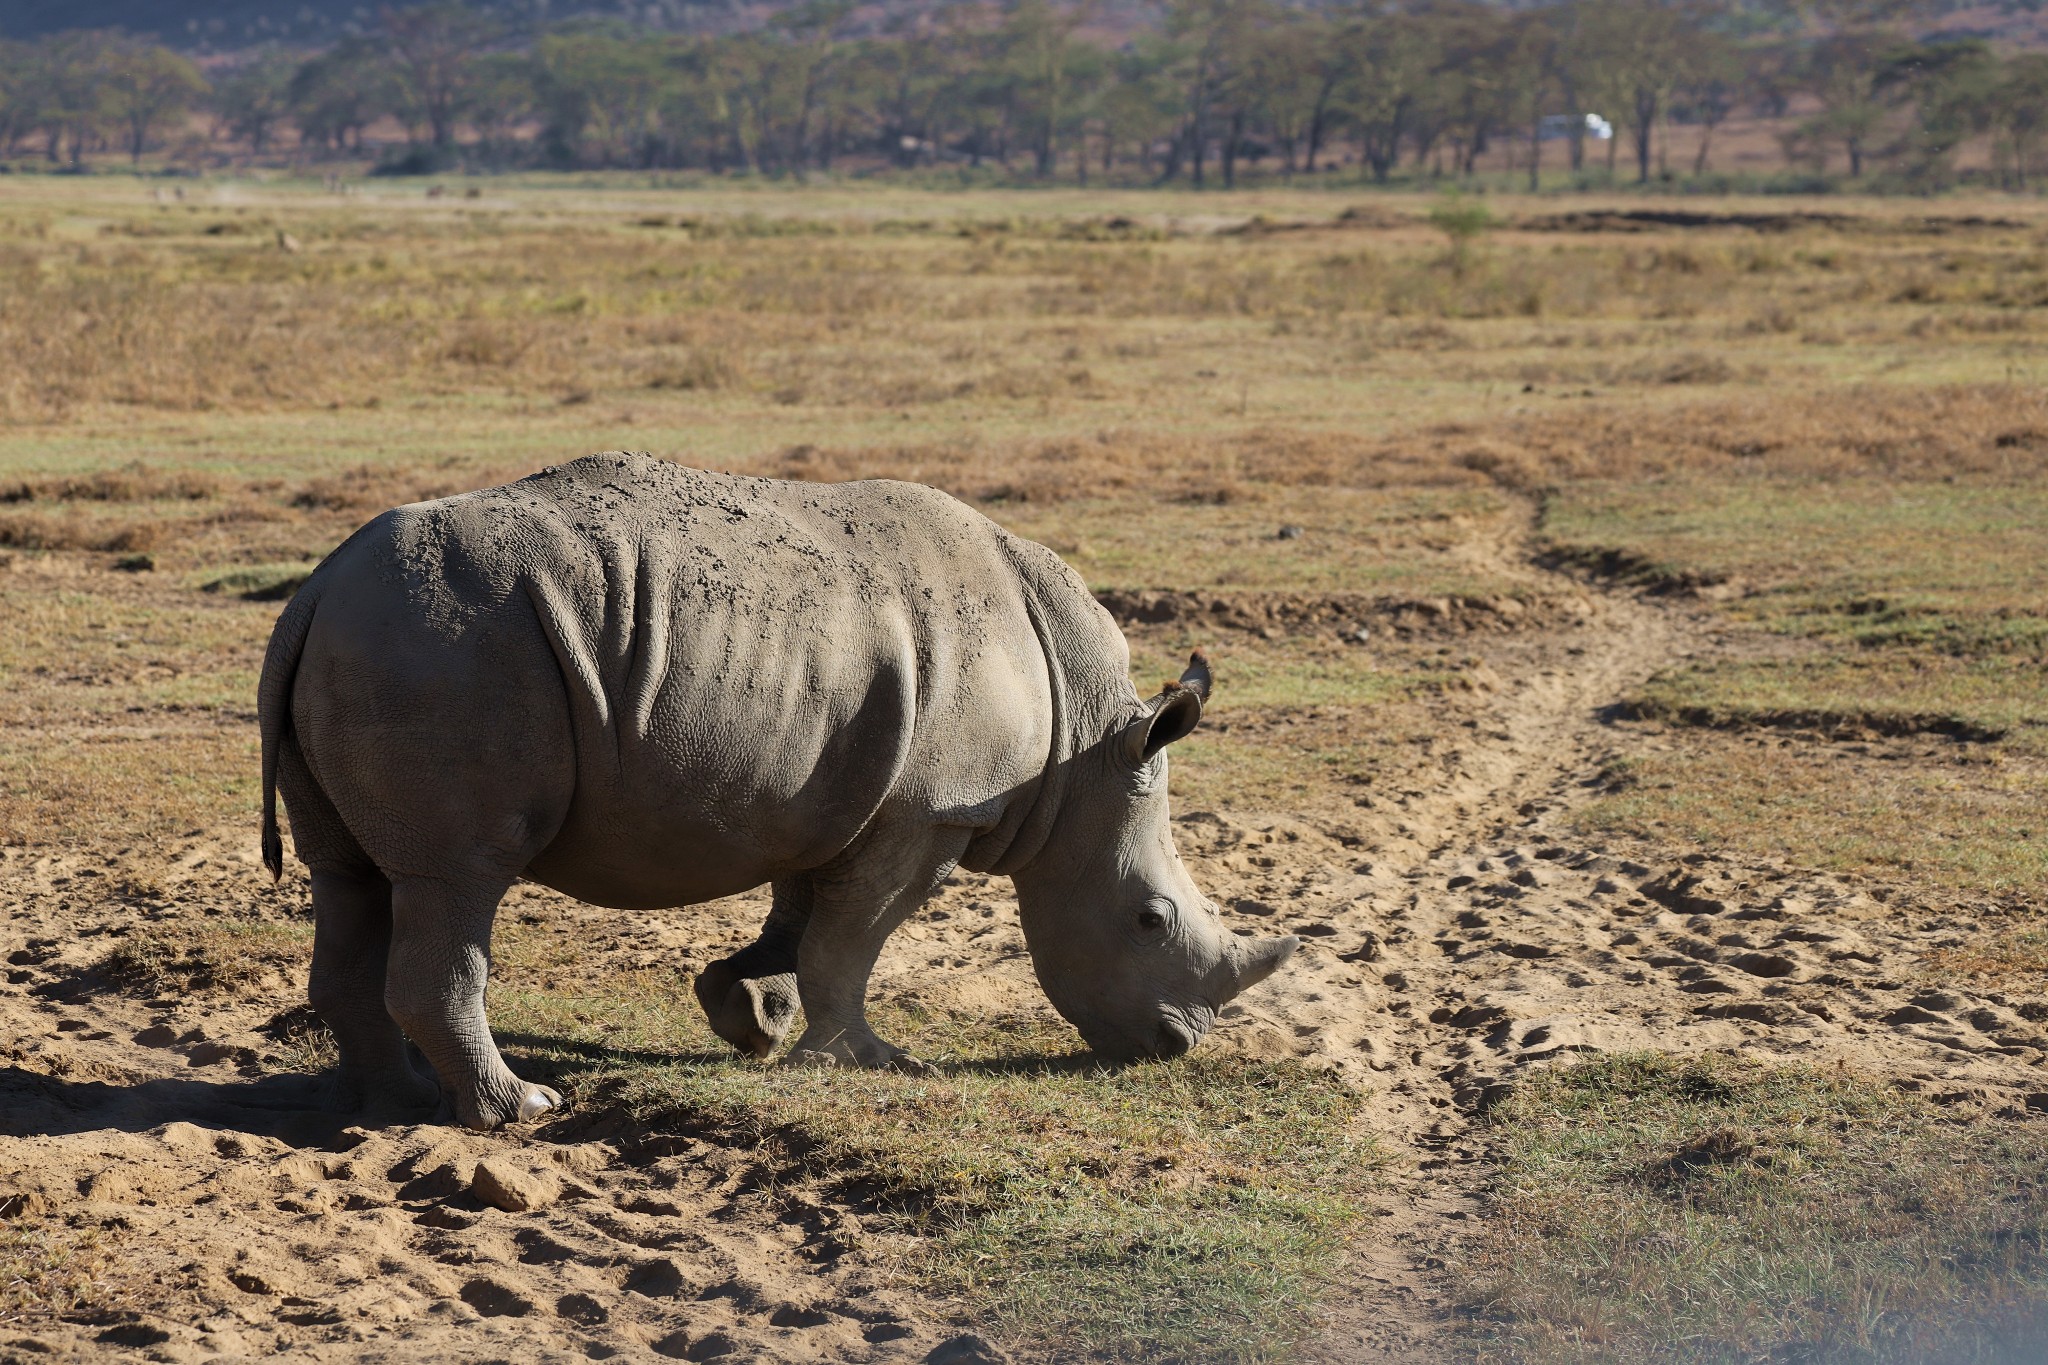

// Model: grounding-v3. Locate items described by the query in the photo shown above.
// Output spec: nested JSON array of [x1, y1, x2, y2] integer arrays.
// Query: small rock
[[928, 1334, 1012, 1364], [276, 230, 301, 253], [469, 1159, 559, 1213], [460, 1277, 534, 1318], [185, 1040, 242, 1067], [1346, 625, 1371, 645], [1275, 524, 1304, 540], [1340, 932, 1383, 964], [228, 1270, 278, 1296], [624, 1258, 685, 1298]]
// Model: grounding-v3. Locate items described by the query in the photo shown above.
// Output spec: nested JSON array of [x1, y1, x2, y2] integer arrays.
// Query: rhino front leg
[[783, 836, 965, 1071], [306, 867, 440, 1116], [695, 877, 809, 1059], [384, 877, 559, 1131]]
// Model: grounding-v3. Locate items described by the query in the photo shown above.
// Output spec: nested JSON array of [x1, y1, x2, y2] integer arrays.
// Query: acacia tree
[[1000, 0, 1094, 178], [1802, 30, 1892, 175], [1156, 0, 1264, 187], [381, 2, 494, 149], [1424, 2, 1519, 177], [1235, 9, 1334, 174], [1339, 8, 1442, 183], [532, 27, 672, 166], [105, 41, 207, 163], [289, 37, 392, 155], [1877, 38, 1997, 186], [212, 48, 297, 156], [1096, 37, 1180, 178], [1580, 0, 1707, 181], [1672, 27, 1745, 174], [33, 30, 122, 166], [0, 42, 38, 156], [1508, 11, 1561, 190], [1993, 52, 2048, 188]]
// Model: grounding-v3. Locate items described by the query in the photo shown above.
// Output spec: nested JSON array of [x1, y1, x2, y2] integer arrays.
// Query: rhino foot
[[694, 962, 799, 1060], [783, 1029, 928, 1073], [455, 1081, 563, 1132]]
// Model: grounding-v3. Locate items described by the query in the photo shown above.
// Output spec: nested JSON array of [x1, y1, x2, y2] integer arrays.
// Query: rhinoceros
[[257, 452, 1296, 1130]]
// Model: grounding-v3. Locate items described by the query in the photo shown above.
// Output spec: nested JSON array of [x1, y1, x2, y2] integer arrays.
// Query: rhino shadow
[[0, 1063, 364, 1148], [493, 1027, 1117, 1085]]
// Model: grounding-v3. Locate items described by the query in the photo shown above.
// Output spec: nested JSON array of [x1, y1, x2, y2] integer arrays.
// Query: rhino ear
[[1121, 651, 1211, 764]]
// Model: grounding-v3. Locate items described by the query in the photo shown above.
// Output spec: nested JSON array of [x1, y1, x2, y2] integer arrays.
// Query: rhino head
[[1013, 651, 1297, 1061]]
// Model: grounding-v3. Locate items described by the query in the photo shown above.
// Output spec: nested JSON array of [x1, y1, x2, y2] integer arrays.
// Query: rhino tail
[[257, 583, 322, 883]]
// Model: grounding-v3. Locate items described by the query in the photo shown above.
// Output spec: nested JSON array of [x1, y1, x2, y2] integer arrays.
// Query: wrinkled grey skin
[[259, 453, 1296, 1130]]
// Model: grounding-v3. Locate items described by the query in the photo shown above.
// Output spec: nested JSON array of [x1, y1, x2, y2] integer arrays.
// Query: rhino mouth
[[1152, 1017, 1195, 1059], [1078, 1004, 1212, 1062]]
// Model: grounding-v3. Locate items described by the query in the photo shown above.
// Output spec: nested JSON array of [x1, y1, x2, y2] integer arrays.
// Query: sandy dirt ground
[[4, 501, 2044, 1364]]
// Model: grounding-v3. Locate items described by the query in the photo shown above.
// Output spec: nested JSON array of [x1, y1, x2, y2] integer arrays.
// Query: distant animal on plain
[[258, 452, 1297, 1129]]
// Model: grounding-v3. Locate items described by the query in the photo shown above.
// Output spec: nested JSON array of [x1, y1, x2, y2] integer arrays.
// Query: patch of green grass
[[1125, 633, 1444, 813], [1551, 475, 2048, 894], [492, 974, 1380, 1362], [1545, 478, 2048, 638], [1467, 1052, 2048, 1364], [1576, 735, 2048, 899], [997, 487, 1515, 597]]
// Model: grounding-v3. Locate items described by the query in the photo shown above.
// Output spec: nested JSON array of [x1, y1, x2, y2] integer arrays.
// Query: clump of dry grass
[[0, 1220, 114, 1326], [0, 461, 219, 505], [93, 918, 310, 998], [0, 514, 163, 552]]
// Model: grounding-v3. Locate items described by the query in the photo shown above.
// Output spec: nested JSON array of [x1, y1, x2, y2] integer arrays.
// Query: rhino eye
[[1136, 907, 1168, 931]]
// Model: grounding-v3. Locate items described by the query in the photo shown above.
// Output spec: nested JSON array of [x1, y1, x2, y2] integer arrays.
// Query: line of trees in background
[[8, 0, 2048, 189]]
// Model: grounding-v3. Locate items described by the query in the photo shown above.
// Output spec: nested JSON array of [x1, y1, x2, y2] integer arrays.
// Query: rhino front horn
[[1226, 935, 1298, 999]]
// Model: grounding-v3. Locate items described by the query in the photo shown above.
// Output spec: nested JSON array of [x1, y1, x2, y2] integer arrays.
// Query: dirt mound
[[1095, 588, 1589, 639], [1518, 209, 2028, 235], [1535, 543, 1745, 599], [1520, 209, 1857, 234]]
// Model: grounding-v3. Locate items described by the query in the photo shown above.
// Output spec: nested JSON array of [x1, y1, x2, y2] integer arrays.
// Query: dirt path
[[1268, 501, 2048, 1361]]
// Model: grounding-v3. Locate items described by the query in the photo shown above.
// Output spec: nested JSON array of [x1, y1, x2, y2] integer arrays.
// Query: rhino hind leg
[[384, 876, 560, 1131], [306, 866, 441, 1116]]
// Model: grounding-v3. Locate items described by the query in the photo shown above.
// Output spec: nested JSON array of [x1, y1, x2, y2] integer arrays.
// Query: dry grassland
[[1, 176, 2045, 1363]]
